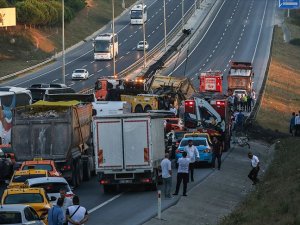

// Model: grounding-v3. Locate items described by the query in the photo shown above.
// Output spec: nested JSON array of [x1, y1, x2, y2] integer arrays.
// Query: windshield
[[12, 174, 47, 183], [180, 139, 207, 147], [22, 164, 53, 171], [4, 193, 44, 204], [131, 10, 143, 19], [94, 40, 110, 53], [0, 212, 22, 224], [74, 69, 85, 73], [30, 182, 70, 194]]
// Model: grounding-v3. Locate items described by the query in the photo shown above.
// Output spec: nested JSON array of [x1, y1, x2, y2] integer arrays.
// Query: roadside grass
[[220, 137, 300, 225], [0, 0, 136, 77]]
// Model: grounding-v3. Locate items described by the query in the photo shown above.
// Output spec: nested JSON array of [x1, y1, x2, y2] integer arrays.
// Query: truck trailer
[[93, 113, 165, 193]]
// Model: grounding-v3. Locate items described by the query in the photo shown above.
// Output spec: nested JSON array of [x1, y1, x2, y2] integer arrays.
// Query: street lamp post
[[112, 0, 116, 78], [181, 0, 184, 30], [62, 0, 65, 84], [163, 0, 167, 51], [194, 0, 197, 15], [142, 0, 147, 68]]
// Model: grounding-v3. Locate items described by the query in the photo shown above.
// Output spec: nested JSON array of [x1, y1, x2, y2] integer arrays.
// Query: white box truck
[[93, 113, 165, 193]]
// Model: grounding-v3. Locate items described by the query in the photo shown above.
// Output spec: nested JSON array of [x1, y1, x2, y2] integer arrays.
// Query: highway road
[[0, 0, 277, 224], [164, 0, 276, 94], [2, 0, 196, 92]]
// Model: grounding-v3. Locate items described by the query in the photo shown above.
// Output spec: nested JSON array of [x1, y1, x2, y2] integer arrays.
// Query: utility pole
[[62, 0, 65, 84], [163, 0, 167, 51], [182, 0, 184, 30], [112, 0, 116, 78], [142, 0, 147, 68]]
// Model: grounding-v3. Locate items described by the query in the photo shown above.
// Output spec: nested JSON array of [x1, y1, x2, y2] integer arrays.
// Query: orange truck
[[227, 61, 254, 95], [199, 71, 223, 93]]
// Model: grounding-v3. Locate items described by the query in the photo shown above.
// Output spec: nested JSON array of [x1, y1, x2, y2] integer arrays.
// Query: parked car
[[0, 204, 45, 225], [137, 41, 149, 50], [176, 137, 212, 164], [72, 69, 89, 80], [233, 89, 248, 98], [25, 177, 74, 204], [20, 158, 61, 177]]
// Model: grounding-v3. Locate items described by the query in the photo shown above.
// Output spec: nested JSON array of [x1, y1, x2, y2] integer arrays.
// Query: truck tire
[[83, 160, 91, 181], [135, 105, 143, 113]]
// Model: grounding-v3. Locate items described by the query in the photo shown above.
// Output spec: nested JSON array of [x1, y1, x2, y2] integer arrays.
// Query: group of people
[[48, 189, 88, 225], [161, 138, 223, 198], [289, 111, 300, 136], [228, 90, 256, 112]]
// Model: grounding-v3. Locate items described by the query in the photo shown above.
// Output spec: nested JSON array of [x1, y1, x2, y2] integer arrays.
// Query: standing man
[[169, 104, 177, 116], [290, 112, 296, 136], [295, 111, 300, 136], [66, 196, 88, 225], [160, 153, 172, 198], [59, 188, 73, 225], [211, 137, 222, 170], [173, 151, 190, 196], [247, 152, 260, 185], [48, 198, 64, 225], [184, 140, 199, 182]]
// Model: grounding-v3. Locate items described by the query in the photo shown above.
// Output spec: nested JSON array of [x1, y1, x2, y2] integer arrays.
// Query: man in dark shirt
[[211, 137, 222, 170]]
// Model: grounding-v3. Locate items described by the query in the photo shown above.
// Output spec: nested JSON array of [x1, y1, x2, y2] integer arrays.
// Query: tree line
[[0, 0, 86, 26]]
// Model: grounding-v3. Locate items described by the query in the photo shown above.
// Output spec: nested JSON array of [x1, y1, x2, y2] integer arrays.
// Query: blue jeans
[[163, 177, 172, 198]]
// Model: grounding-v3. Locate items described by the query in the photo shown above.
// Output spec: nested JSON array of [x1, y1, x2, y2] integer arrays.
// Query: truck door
[[123, 118, 150, 169], [94, 118, 123, 170]]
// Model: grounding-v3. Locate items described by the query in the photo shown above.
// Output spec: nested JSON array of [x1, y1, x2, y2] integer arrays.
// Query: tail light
[[65, 193, 74, 198], [185, 100, 196, 114], [62, 165, 71, 171], [203, 149, 211, 153], [216, 101, 225, 106], [141, 178, 152, 183], [100, 180, 110, 185], [175, 149, 180, 153]]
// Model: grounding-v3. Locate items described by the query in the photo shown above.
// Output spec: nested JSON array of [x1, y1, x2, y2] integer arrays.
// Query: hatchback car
[[72, 69, 89, 80], [176, 137, 212, 164], [137, 41, 149, 50], [25, 177, 74, 204], [0, 204, 45, 225]]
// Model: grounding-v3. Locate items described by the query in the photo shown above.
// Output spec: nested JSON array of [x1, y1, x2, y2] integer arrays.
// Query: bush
[[289, 38, 300, 46], [0, 0, 9, 8]]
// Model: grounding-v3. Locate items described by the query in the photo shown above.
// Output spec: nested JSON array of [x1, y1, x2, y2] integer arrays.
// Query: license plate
[[119, 180, 132, 184]]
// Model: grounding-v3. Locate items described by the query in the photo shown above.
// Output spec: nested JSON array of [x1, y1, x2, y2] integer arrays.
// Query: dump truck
[[93, 113, 165, 193], [199, 71, 223, 93], [227, 61, 254, 95], [11, 101, 94, 187]]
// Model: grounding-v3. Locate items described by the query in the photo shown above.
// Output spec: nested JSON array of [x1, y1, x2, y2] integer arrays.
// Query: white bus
[[130, 4, 147, 25], [93, 33, 118, 60], [0, 87, 32, 144]]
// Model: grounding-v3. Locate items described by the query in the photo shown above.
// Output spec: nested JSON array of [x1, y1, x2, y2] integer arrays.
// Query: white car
[[72, 69, 89, 80], [233, 89, 248, 98], [137, 41, 149, 51], [0, 204, 45, 225], [25, 177, 74, 204]]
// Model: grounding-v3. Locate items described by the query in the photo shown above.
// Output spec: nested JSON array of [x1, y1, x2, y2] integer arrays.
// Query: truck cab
[[199, 70, 223, 93]]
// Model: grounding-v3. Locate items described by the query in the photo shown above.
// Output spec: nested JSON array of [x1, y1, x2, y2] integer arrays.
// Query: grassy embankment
[[220, 10, 300, 225], [0, 0, 136, 77]]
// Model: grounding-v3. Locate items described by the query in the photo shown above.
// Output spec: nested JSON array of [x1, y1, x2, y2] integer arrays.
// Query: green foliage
[[0, 0, 9, 8], [289, 38, 300, 46]]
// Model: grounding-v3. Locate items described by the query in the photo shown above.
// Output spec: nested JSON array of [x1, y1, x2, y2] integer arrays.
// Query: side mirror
[[50, 196, 57, 202]]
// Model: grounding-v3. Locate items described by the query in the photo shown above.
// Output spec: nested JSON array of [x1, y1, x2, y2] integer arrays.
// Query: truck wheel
[[135, 105, 143, 113], [144, 105, 152, 112], [83, 160, 91, 181]]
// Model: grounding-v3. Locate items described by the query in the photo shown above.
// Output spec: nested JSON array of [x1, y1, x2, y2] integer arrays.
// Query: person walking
[[247, 152, 260, 185], [66, 196, 88, 225], [48, 198, 65, 225], [290, 112, 296, 136], [173, 151, 190, 196], [211, 137, 222, 170], [184, 140, 199, 182], [169, 104, 177, 116], [251, 89, 256, 106], [161, 153, 172, 198], [59, 188, 73, 225], [247, 94, 252, 112], [295, 111, 300, 136]]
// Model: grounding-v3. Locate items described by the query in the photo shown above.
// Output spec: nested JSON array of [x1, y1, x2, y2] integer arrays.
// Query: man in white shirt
[[173, 151, 190, 196], [184, 140, 199, 182], [247, 152, 260, 185], [66, 196, 88, 225], [160, 153, 172, 198], [59, 188, 73, 224], [169, 104, 177, 116]]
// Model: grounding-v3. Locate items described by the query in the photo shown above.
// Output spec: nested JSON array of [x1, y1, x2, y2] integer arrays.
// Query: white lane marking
[[167, 15, 170, 18], [132, 47, 136, 50], [134, 31, 137, 34], [65, 73, 69, 77], [126, 51, 130, 55], [160, 22, 163, 26], [252, 0, 267, 63], [202, 64, 206, 67], [106, 64, 110, 68], [226, 64, 229, 67], [82, 65, 87, 68], [124, 39, 128, 42], [52, 79, 58, 82], [152, 15, 154, 18], [69, 82, 75, 86], [212, 49, 215, 53], [97, 69, 103, 72], [156, 26, 159, 30], [120, 56, 124, 60], [90, 61, 94, 64], [152, 30, 155, 34], [209, 54, 212, 58], [147, 34, 151, 38], [89, 73, 94, 78], [129, 35, 133, 38]]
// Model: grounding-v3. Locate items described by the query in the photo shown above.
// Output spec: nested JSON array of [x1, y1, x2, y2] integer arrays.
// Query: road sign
[[279, 0, 300, 9]]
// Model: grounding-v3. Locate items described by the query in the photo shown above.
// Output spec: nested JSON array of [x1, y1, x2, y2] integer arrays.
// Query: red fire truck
[[199, 71, 223, 93]]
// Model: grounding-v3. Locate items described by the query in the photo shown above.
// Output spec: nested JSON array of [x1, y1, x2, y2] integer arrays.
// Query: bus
[[93, 33, 118, 60], [0, 87, 32, 144], [130, 4, 147, 25]]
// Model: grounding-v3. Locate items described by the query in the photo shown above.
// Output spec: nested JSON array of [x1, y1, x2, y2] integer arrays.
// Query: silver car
[[137, 41, 149, 51], [72, 69, 89, 80], [0, 204, 45, 225]]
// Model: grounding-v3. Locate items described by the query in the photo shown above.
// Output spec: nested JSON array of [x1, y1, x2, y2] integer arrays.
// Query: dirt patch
[[28, 29, 56, 53]]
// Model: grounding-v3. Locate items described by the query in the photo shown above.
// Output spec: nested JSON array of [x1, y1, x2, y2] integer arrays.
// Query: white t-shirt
[[184, 145, 199, 163], [295, 115, 300, 125], [251, 155, 259, 167], [66, 205, 88, 225], [161, 158, 171, 178], [177, 157, 190, 173], [62, 197, 72, 220]]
